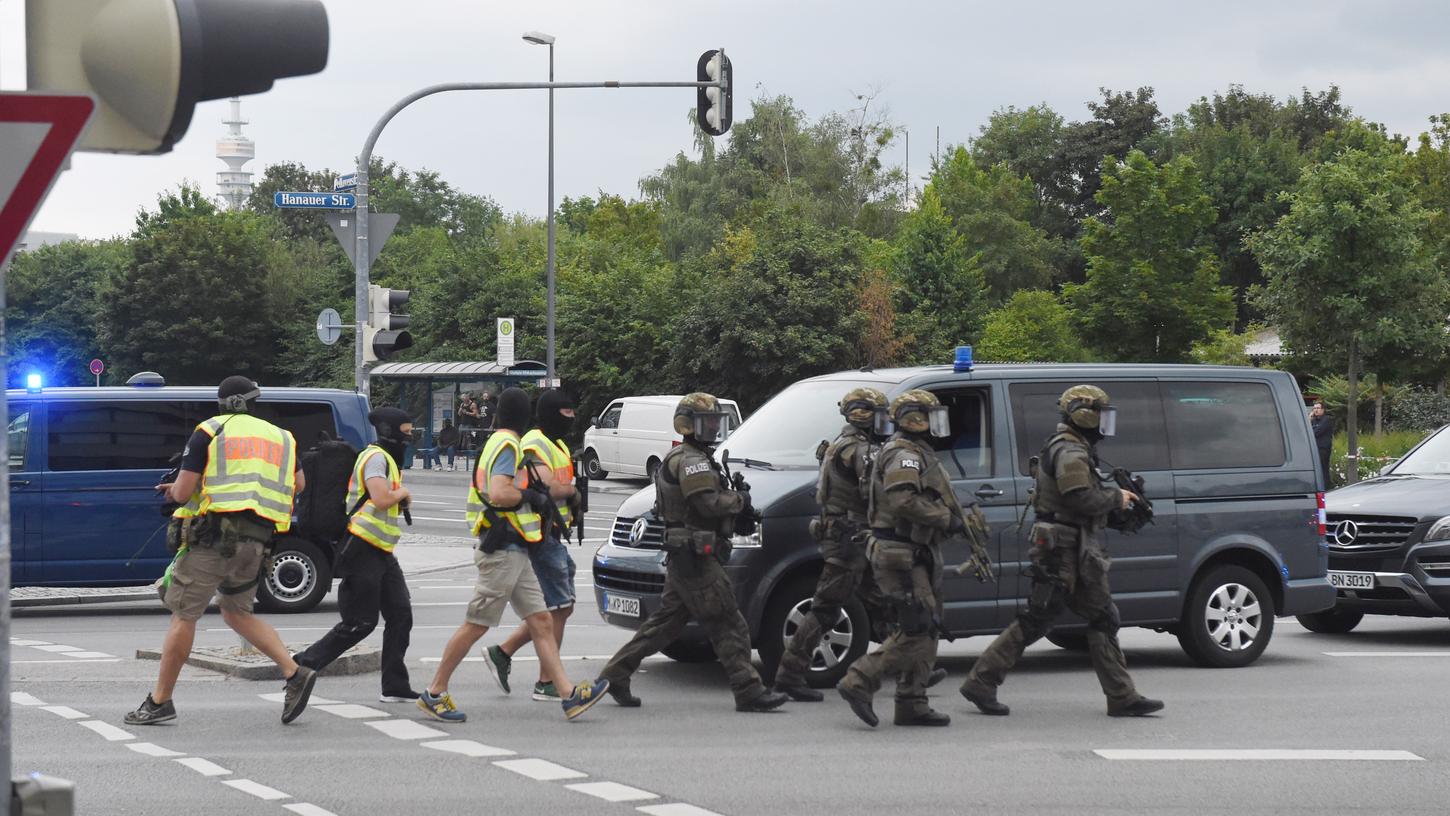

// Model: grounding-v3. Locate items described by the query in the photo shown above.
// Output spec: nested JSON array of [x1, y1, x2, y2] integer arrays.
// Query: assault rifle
[[572, 458, 589, 547], [949, 503, 996, 583], [1102, 461, 1153, 534]]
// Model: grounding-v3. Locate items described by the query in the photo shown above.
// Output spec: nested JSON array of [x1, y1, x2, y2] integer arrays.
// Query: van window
[[1010, 381, 1171, 474], [725, 379, 883, 469], [597, 403, 623, 430], [47, 400, 195, 471], [926, 388, 992, 478], [723, 403, 742, 427], [1162, 381, 1285, 469], [9, 403, 30, 469], [253, 402, 338, 449]]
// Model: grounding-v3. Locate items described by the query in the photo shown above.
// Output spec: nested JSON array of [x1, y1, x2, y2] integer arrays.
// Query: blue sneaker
[[562, 677, 610, 721], [417, 689, 466, 723]]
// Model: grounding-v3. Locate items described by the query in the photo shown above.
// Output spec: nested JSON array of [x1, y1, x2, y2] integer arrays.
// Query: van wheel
[[1177, 564, 1274, 668], [1296, 608, 1364, 634], [257, 538, 331, 614], [759, 573, 870, 689], [645, 457, 661, 482], [1046, 629, 1089, 651], [662, 639, 716, 662], [582, 450, 608, 480]]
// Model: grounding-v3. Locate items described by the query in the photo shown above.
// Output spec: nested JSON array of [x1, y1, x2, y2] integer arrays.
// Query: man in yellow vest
[[480, 390, 581, 701], [127, 376, 315, 726], [419, 387, 609, 722], [294, 407, 418, 702]]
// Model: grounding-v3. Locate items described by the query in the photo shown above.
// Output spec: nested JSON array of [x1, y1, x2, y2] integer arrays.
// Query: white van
[[581, 395, 742, 481]]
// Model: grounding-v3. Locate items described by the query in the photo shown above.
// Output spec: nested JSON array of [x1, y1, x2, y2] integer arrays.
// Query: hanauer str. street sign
[[273, 191, 355, 209]]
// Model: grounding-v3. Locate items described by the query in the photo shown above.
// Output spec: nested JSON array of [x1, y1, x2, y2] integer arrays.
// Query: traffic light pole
[[352, 58, 728, 397]]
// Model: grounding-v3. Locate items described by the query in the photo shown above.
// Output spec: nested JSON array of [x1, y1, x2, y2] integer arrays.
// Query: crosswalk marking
[[420, 739, 517, 758], [494, 758, 588, 781], [1323, 651, 1450, 658], [174, 757, 231, 777], [567, 781, 659, 802], [314, 704, 390, 719], [364, 719, 450, 740], [637, 804, 726, 816], [40, 706, 88, 720], [126, 743, 184, 758], [222, 779, 290, 800], [78, 721, 134, 742], [9, 692, 45, 706], [284, 804, 339, 816]]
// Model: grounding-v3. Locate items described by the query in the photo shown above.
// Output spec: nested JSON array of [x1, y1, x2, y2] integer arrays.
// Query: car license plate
[[1328, 571, 1375, 590], [606, 593, 641, 618]]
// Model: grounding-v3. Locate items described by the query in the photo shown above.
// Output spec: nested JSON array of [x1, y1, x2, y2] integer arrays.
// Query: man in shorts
[[419, 387, 608, 722]]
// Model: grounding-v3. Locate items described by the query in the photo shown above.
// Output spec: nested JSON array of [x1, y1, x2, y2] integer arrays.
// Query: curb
[[12, 588, 157, 608], [136, 643, 381, 680]]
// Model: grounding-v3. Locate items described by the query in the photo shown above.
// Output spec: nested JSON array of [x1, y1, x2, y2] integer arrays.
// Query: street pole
[[1, 258, 14, 793], [546, 42, 556, 386]]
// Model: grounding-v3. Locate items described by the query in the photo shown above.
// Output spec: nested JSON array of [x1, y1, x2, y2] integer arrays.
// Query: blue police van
[[7, 378, 373, 612]]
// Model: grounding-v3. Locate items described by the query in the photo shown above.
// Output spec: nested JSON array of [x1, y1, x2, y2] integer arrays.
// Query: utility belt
[[477, 506, 529, 554], [661, 522, 729, 563], [871, 527, 914, 544], [810, 512, 866, 542], [1033, 512, 1087, 530], [166, 511, 274, 559]]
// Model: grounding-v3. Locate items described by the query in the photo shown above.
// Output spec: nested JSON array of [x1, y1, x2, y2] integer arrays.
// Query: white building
[[216, 97, 255, 210]]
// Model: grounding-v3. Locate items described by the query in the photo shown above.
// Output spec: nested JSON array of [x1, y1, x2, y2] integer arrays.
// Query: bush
[[1328, 429, 1428, 487], [1386, 386, 1450, 432]]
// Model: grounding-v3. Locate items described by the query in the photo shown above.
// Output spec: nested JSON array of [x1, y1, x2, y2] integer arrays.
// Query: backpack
[[293, 433, 359, 544]]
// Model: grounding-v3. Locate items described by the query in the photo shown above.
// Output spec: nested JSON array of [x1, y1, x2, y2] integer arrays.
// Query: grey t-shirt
[[485, 445, 525, 550], [362, 450, 392, 482]]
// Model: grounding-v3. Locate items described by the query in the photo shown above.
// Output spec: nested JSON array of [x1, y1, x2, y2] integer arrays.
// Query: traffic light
[[364, 284, 413, 363], [25, 0, 329, 154], [696, 49, 733, 137]]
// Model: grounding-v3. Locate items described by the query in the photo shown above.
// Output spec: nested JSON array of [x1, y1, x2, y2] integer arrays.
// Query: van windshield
[[1388, 426, 1450, 475], [722, 379, 882, 469]]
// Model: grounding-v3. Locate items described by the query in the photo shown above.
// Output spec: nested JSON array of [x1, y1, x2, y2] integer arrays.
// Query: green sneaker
[[532, 681, 560, 702], [483, 644, 511, 694]]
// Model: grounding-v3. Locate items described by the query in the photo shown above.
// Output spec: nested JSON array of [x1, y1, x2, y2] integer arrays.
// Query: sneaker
[[379, 690, 421, 703], [281, 666, 318, 724], [124, 694, 176, 726], [561, 677, 610, 720], [417, 689, 467, 722], [483, 644, 512, 694], [532, 681, 560, 702]]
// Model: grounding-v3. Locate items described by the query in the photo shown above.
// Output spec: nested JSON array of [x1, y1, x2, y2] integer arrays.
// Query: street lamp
[[523, 30, 557, 386]]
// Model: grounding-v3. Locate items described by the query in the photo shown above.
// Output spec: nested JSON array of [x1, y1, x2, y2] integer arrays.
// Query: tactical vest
[[521, 429, 574, 528], [347, 445, 403, 552], [1032, 429, 1096, 527], [815, 425, 873, 520], [869, 435, 955, 545], [176, 415, 297, 531], [465, 430, 543, 542], [655, 443, 725, 537]]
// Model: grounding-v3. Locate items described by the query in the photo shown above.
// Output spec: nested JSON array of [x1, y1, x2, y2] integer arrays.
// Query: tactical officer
[[127, 376, 316, 726], [600, 393, 789, 713], [838, 390, 971, 727], [773, 387, 893, 702], [961, 385, 1164, 718]]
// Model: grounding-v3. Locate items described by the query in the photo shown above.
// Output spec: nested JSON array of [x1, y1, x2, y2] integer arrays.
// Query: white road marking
[[9, 640, 50, 646], [78, 721, 134, 742], [32, 644, 84, 653], [40, 706, 88, 720], [315, 704, 390, 719], [494, 758, 588, 781], [126, 742, 184, 758], [9, 659, 121, 664], [365, 719, 450, 740], [174, 757, 232, 777], [638, 805, 726, 816], [64, 651, 114, 659], [1323, 651, 1450, 658], [421, 654, 649, 663], [420, 739, 517, 758], [221, 779, 290, 800], [411, 601, 470, 607], [408, 499, 453, 505], [567, 781, 659, 802], [413, 585, 474, 591], [1094, 749, 1424, 761], [284, 804, 340, 816], [10, 692, 46, 706], [258, 693, 342, 705], [411, 515, 466, 523]]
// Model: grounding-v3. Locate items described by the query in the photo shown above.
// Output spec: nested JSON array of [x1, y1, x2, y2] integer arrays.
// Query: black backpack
[[294, 433, 359, 544]]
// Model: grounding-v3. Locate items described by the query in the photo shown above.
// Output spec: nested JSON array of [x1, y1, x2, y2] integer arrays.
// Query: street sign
[[333, 172, 357, 192], [537, 377, 562, 389], [88, 359, 104, 376], [316, 308, 343, 345], [273, 191, 355, 209], [324, 212, 400, 266], [497, 318, 516, 368], [0, 93, 96, 266]]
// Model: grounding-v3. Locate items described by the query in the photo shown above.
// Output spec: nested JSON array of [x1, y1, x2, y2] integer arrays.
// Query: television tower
[[216, 97, 255, 210]]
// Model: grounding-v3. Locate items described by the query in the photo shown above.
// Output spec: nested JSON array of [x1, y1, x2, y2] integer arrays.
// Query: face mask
[[692, 412, 731, 446], [1096, 407, 1118, 438]]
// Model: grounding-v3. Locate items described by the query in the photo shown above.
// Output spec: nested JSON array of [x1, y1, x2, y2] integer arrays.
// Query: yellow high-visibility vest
[[347, 445, 403, 552], [465, 430, 542, 542], [181, 414, 297, 531], [521, 429, 573, 529]]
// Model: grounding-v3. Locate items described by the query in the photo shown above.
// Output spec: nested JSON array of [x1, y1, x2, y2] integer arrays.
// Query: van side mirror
[[590, 417, 598, 428]]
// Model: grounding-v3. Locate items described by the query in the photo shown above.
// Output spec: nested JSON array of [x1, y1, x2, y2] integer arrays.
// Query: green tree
[[1067, 150, 1234, 361], [891, 187, 988, 361], [976, 290, 1085, 362], [1406, 113, 1450, 272], [1251, 147, 1449, 482], [5, 240, 126, 387]]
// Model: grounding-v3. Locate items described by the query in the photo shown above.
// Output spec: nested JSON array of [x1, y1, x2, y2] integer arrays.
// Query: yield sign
[[0, 93, 95, 266]]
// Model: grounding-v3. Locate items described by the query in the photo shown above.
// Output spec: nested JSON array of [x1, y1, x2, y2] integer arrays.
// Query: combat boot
[[836, 682, 878, 728], [1108, 696, 1164, 717], [894, 703, 950, 726], [736, 689, 789, 713], [607, 683, 642, 708], [960, 681, 1010, 716], [926, 667, 948, 688], [773, 680, 824, 703]]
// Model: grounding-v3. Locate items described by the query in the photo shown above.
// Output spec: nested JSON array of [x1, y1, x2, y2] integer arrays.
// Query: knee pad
[[1088, 603, 1121, 636], [889, 592, 930, 636]]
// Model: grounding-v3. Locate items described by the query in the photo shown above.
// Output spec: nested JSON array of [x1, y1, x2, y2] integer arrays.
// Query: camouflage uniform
[[963, 385, 1161, 717]]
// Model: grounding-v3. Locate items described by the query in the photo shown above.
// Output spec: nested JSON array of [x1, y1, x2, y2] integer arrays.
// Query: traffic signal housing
[[696, 49, 733, 137], [364, 284, 413, 363], [25, 0, 329, 154]]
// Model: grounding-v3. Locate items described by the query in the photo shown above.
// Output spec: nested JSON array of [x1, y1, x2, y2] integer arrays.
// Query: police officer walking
[[838, 390, 965, 727], [600, 393, 789, 713], [961, 385, 1164, 718], [773, 387, 892, 702], [127, 376, 317, 725]]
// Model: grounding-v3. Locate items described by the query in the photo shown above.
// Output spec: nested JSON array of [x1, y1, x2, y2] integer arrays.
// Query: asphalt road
[[10, 472, 1450, 815]]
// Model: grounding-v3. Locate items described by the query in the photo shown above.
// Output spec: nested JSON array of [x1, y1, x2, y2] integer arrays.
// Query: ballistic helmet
[[891, 389, 950, 438], [674, 392, 731, 445], [839, 386, 888, 430], [1059, 384, 1116, 436]]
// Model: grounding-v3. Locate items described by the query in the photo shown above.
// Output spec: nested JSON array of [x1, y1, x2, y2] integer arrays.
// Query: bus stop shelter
[[368, 360, 547, 467]]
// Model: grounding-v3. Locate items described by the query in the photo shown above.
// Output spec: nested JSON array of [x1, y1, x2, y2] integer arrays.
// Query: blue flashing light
[[25, 373, 43, 393], [953, 345, 974, 373]]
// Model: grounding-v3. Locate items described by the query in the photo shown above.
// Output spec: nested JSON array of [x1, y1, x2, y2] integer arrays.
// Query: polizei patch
[[898, 458, 921, 470], [684, 462, 712, 476]]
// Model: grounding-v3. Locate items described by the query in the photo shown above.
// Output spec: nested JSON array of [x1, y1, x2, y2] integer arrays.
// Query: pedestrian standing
[[961, 385, 1164, 718], [599, 393, 789, 713], [483, 390, 582, 701], [126, 376, 317, 726], [478, 390, 496, 430], [1311, 402, 1334, 488], [418, 387, 608, 722], [294, 407, 417, 703]]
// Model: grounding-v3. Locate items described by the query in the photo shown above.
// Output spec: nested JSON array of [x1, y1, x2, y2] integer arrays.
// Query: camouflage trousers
[[965, 525, 1139, 708], [601, 558, 767, 706], [839, 540, 938, 715], [775, 543, 886, 688]]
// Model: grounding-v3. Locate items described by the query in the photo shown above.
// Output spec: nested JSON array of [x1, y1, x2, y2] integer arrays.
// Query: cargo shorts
[[466, 547, 548, 628], [165, 540, 267, 621]]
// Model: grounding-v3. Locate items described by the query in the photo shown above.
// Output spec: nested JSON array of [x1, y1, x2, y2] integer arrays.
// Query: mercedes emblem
[[1332, 519, 1359, 547]]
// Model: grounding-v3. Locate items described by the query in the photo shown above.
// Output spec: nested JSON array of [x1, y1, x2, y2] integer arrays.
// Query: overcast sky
[[4, 0, 1448, 240]]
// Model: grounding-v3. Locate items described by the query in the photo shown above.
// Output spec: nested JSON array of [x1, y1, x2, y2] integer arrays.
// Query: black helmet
[[217, 375, 260, 414]]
